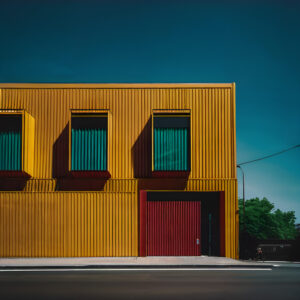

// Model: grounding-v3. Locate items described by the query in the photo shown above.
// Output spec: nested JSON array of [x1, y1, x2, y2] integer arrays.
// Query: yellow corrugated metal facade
[[0, 83, 238, 258]]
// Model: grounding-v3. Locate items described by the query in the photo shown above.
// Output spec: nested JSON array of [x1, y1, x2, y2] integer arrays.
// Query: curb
[[0, 264, 275, 270]]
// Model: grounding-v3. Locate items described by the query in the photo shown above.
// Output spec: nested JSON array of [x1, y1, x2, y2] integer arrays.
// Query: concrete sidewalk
[[0, 256, 273, 269]]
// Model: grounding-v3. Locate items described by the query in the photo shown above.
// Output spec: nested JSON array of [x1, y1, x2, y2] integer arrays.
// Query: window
[[0, 115, 22, 171], [153, 113, 190, 172], [70, 113, 108, 171], [0, 111, 34, 176]]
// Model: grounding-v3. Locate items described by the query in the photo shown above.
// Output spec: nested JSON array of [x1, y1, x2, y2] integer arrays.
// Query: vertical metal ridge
[[1, 87, 235, 180], [147, 196, 201, 256], [0, 191, 138, 257], [0, 86, 237, 258]]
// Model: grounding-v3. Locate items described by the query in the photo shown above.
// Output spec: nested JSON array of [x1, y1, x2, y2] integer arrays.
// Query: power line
[[237, 144, 300, 166]]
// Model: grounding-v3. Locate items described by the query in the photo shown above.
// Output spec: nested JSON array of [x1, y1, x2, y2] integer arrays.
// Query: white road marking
[[265, 261, 300, 263], [0, 268, 272, 272]]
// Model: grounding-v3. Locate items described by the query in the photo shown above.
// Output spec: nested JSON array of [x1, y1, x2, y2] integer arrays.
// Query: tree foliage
[[239, 197, 297, 240]]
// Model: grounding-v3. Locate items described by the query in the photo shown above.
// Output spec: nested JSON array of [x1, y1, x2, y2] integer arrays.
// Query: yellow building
[[0, 83, 238, 258]]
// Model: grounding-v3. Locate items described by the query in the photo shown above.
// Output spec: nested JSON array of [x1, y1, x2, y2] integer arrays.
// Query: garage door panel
[[147, 200, 201, 256]]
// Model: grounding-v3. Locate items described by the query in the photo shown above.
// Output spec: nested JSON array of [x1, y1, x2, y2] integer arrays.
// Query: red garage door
[[147, 200, 201, 256]]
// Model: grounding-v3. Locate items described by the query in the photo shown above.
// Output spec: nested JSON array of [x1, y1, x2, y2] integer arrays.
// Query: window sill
[[0, 171, 31, 178], [152, 171, 190, 178], [68, 171, 111, 179]]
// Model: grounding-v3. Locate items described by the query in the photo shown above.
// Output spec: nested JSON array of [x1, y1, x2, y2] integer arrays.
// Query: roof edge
[[0, 83, 234, 89]]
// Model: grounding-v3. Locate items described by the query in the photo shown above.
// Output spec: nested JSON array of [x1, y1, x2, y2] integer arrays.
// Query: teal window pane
[[71, 117, 107, 171], [154, 127, 189, 171], [0, 116, 22, 171]]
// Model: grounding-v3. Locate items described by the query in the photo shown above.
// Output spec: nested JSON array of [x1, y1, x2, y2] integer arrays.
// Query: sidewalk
[[0, 256, 274, 269]]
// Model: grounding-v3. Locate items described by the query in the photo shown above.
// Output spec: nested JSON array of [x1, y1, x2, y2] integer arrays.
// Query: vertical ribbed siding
[[0, 190, 138, 257], [0, 84, 238, 259], [0, 85, 235, 179], [154, 128, 188, 171], [71, 128, 107, 170], [23, 111, 35, 175], [0, 179, 237, 258], [0, 130, 21, 170], [147, 200, 201, 256]]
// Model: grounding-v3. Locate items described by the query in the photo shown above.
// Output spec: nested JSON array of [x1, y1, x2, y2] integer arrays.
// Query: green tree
[[239, 197, 297, 240]]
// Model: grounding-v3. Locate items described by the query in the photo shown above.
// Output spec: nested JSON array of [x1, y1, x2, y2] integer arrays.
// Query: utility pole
[[237, 144, 299, 259], [237, 165, 245, 229], [237, 144, 299, 224]]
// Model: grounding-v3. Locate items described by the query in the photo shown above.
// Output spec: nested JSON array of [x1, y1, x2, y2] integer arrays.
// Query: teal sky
[[1, 0, 299, 221]]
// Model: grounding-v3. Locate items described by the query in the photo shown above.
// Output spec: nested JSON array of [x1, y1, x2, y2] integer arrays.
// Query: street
[[0, 265, 300, 300]]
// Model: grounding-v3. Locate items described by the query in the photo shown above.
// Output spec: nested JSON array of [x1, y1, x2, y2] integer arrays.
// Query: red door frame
[[140, 190, 226, 257], [139, 190, 147, 257]]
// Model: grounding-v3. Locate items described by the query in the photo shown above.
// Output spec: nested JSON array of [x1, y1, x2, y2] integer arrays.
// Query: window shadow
[[132, 117, 189, 190], [52, 123, 69, 178], [0, 176, 29, 191], [52, 123, 107, 191], [56, 178, 107, 191], [131, 118, 152, 178], [138, 178, 188, 191]]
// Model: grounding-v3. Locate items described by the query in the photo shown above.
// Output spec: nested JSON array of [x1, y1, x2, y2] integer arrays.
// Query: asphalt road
[[0, 266, 300, 300]]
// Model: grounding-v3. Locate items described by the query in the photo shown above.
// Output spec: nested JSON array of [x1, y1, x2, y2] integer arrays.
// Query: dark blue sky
[[1, 0, 299, 220]]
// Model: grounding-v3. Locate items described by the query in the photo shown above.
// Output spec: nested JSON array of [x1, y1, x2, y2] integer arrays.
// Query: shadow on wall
[[52, 123, 107, 191], [53, 123, 69, 178], [56, 178, 107, 191], [0, 176, 30, 191], [132, 117, 189, 190], [138, 178, 188, 190], [131, 118, 152, 178]]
